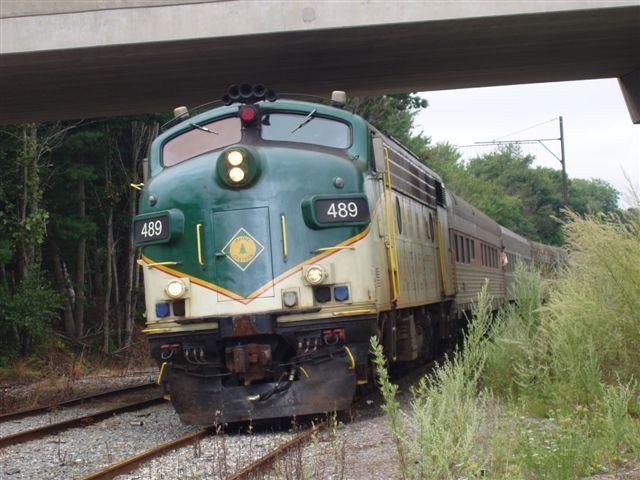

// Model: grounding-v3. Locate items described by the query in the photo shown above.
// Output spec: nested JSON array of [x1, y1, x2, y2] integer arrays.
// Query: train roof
[[156, 98, 367, 147], [449, 193, 502, 245], [500, 225, 532, 258]]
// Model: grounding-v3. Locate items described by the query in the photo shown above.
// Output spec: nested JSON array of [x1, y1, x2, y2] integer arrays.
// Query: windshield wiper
[[190, 122, 218, 135], [290, 109, 317, 134]]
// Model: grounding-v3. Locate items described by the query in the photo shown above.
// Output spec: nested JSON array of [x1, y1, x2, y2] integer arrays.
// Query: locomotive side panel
[[369, 133, 446, 311]]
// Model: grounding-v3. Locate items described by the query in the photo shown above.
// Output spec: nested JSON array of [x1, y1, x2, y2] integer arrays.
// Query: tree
[[349, 93, 430, 156], [0, 123, 75, 358], [425, 144, 620, 244], [569, 178, 620, 215]]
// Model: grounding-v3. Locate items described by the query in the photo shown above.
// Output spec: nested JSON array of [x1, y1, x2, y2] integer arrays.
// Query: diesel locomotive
[[135, 85, 562, 424]]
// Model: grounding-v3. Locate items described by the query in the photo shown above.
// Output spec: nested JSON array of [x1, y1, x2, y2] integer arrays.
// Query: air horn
[[221, 84, 278, 105]]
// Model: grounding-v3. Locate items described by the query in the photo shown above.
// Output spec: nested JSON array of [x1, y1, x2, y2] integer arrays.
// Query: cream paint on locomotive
[[500, 225, 532, 300], [368, 134, 446, 312], [448, 194, 505, 312], [142, 202, 383, 332], [393, 193, 442, 307]]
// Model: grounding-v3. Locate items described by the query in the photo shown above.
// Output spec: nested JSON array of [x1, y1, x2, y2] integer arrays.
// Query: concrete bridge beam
[[1, 1, 639, 123]]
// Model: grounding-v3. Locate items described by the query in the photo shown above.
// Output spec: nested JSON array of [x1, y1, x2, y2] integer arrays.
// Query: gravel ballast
[[117, 427, 298, 480], [0, 403, 196, 480], [0, 389, 159, 438]]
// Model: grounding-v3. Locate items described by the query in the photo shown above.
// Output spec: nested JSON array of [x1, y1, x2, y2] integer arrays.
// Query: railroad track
[[228, 421, 326, 480], [0, 381, 157, 423], [72, 360, 437, 479], [78, 421, 327, 480], [0, 394, 165, 449]]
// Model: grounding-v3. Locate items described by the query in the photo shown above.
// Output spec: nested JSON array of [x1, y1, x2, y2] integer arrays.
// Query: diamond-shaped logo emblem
[[222, 228, 265, 271]]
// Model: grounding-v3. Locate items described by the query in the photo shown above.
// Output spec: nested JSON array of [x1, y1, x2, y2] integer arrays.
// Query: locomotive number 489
[[327, 202, 358, 218], [134, 215, 170, 243], [314, 197, 369, 224]]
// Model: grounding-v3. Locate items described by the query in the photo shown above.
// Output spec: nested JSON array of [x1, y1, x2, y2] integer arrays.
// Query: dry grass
[[0, 332, 155, 413], [374, 209, 640, 479]]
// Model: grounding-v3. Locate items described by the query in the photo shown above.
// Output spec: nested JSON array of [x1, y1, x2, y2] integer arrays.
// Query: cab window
[[162, 117, 241, 167], [261, 113, 351, 149]]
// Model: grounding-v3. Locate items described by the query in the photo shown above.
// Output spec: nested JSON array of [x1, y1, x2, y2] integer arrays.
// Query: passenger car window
[[162, 117, 241, 167], [261, 113, 351, 149]]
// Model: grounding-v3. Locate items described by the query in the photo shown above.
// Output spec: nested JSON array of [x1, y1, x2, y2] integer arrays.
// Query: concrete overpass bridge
[[1, 0, 639, 124]]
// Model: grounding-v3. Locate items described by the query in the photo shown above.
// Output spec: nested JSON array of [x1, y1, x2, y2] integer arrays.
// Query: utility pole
[[558, 116, 569, 208], [469, 116, 569, 208]]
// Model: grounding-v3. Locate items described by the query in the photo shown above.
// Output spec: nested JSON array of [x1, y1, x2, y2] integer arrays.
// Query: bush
[[0, 268, 60, 365], [375, 209, 640, 478], [372, 284, 494, 480], [485, 210, 640, 413]]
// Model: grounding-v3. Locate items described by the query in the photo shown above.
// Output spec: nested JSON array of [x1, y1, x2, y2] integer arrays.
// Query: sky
[[415, 78, 640, 207]]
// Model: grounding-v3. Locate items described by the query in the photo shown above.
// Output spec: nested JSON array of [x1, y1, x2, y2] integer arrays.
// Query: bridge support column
[[619, 67, 640, 124]]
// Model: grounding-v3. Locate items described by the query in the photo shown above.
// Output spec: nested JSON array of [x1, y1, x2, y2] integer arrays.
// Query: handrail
[[312, 246, 355, 253], [196, 223, 205, 266], [435, 215, 450, 295], [136, 259, 179, 268], [383, 146, 400, 303], [280, 215, 288, 259]]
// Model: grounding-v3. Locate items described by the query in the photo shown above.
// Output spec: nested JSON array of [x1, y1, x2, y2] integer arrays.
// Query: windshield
[[261, 113, 351, 149], [162, 117, 241, 167]]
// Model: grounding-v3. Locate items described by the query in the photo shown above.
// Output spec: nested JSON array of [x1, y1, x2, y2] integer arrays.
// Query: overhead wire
[[495, 117, 559, 140]]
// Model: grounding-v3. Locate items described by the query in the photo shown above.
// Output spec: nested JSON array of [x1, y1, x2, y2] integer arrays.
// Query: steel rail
[[78, 420, 326, 480], [229, 421, 327, 480], [0, 395, 165, 449], [0, 381, 157, 423], [78, 427, 213, 480]]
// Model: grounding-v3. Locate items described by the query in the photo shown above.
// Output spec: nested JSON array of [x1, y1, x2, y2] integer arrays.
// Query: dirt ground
[[0, 369, 157, 414]]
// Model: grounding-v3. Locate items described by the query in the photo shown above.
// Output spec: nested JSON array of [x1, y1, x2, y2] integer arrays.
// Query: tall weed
[[372, 284, 494, 480], [374, 209, 640, 478], [485, 210, 640, 411]]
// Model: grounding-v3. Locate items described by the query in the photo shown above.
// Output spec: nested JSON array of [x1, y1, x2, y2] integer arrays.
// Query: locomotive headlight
[[228, 167, 246, 183], [305, 265, 326, 285], [165, 279, 186, 299], [227, 150, 244, 166], [217, 147, 260, 188]]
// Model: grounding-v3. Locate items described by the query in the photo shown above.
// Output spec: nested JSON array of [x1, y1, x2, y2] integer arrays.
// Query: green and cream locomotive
[[136, 85, 560, 424]]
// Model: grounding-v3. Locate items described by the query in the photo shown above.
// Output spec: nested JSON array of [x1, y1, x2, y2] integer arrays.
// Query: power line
[[494, 117, 559, 140], [460, 117, 569, 208]]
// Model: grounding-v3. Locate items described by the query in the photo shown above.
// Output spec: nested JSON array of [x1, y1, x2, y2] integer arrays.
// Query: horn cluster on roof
[[222, 84, 278, 105]]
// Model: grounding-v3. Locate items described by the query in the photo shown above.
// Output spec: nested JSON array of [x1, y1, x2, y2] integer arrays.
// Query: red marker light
[[239, 105, 258, 124]]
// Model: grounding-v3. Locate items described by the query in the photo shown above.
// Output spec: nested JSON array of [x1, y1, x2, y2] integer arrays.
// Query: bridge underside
[[1, 5, 639, 123]]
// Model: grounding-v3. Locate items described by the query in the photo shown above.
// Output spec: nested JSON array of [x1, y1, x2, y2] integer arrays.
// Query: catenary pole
[[461, 116, 570, 208], [559, 116, 569, 208]]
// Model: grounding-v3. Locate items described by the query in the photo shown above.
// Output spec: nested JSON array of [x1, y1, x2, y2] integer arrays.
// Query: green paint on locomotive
[[137, 101, 372, 300]]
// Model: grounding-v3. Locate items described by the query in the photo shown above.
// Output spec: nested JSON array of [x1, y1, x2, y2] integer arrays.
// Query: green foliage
[[485, 210, 640, 476], [376, 210, 640, 478], [370, 336, 408, 476], [484, 210, 640, 410], [569, 178, 620, 215], [371, 284, 494, 480], [349, 93, 430, 155], [0, 268, 60, 365], [424, 144, 620, 244]]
